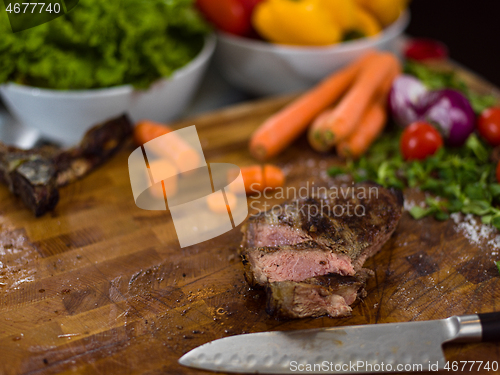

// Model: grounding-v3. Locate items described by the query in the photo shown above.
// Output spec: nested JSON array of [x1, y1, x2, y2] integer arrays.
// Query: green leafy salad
[[0, 0, 210, 89]]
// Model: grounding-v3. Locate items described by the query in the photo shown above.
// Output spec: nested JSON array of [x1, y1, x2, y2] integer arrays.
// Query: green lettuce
[[0, 0, 210, 89]]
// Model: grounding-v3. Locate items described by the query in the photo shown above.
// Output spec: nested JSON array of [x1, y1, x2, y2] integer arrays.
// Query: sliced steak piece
[[0, 115, 132, 216], [266, 270, 373, 319], [54, 114, 133, 186], [241, 182, 403, 286]]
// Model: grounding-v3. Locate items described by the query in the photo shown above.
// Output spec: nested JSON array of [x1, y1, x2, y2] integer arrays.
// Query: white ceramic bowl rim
[[218, 10, 410, 54], [1, 33, 217, 98]]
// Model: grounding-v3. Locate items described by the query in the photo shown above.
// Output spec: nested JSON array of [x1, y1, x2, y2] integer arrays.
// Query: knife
[[179, 312, 500, 374]]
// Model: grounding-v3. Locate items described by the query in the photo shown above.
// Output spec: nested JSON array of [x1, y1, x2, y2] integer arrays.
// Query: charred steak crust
[[54, 114, 133, 186], [240, 182, 403, 318]]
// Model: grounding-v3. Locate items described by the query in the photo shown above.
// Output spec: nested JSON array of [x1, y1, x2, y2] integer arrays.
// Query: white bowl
[[0, 34, 216, 146], [214, 12, 410, 95]]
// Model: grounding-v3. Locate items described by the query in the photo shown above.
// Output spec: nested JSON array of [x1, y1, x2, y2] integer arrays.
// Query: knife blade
[[179, 312, 500, 374]]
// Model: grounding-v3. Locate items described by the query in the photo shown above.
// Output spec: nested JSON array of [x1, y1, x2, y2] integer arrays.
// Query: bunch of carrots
[[250, 51, 401, 160]]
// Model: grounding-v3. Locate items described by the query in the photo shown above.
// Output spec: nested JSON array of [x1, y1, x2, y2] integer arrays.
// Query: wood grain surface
[[0, 64, 499, 375]]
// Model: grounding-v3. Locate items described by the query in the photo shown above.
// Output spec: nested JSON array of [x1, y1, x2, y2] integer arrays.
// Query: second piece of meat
[[266, 269, 374, 319]]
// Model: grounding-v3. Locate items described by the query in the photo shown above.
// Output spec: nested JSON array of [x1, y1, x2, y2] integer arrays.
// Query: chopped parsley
[[328, 132, 500, 230]]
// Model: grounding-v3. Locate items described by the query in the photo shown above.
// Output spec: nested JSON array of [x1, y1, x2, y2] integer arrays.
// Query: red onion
[[389, 75, 475, 147], [420, 89, 475, 147], [388, 75, 429, 127]]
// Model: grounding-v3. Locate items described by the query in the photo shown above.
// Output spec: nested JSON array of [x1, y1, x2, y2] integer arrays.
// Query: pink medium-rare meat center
[[249, 249, 354, 283], [252, 224, 308, 247]]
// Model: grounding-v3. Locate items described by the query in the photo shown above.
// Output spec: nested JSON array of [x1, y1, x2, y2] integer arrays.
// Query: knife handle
[[478, 312, 500, 342]]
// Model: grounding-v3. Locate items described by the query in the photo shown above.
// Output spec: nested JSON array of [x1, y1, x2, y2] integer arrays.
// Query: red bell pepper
[[196, 0, 262, 36]]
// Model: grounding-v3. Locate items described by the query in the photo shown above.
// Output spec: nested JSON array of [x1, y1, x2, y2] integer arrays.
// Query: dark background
[[407, 0, 500, 87]]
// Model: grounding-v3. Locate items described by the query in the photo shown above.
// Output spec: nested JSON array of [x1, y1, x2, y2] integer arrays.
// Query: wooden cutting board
[[1, 64, 499, 375]]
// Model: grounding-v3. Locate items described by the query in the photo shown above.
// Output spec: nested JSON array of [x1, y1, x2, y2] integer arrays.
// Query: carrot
[[249, 51, 377, 160], [207, 192, 237, 214], [336, 100, 387, 159], [375, 61, 401, 102], [226, 167, 246, 194], [146, 158, 178, 198], [228, 164, 285, 194], [335, 65, 401, 159], [317, 52, 400, 148], [135, 120, 201, 173], [309, 54, 396, 152], [243, 165, 264, 194], [148, 181, 166, 199], [263, 164, 285, 189], [134, 120, 173, 145], [308, 110, 335, 152]]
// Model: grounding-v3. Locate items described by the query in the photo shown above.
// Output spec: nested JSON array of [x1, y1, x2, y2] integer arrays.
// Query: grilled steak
[[0, 115, 132, 216], [242, 182, 403, 286], [241, 182, 403, 318], [266, 269, 373, 319]]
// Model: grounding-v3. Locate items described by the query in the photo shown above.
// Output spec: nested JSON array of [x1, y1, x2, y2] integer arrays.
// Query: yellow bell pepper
[[319, 0, 380, 39], [354, 6, 382, 37], [252, 0, 342, 46], [354, 0, 407, 26], [319, 0, 358, 31]]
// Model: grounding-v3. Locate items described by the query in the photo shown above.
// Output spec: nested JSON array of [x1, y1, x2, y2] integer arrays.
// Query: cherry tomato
[[477, 107, 500, 146], [400, 122, 444, 161], [196, 0, 262, 36], [404, 39, 448, 61]]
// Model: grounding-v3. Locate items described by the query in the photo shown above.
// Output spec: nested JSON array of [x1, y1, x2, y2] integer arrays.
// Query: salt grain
[[453, 212, 500, 252], [403, 199, 426, 212]]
